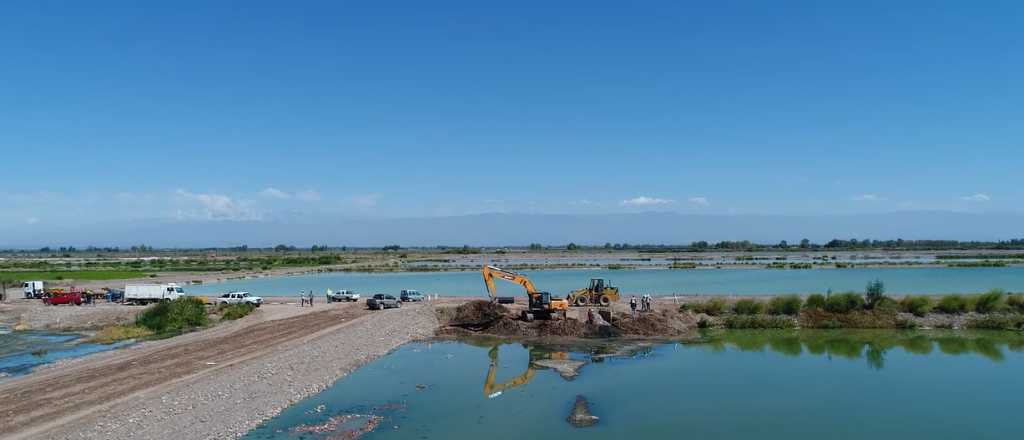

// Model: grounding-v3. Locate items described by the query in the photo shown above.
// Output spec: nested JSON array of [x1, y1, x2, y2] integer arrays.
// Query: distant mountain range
[[1, 211, 1021, 249]]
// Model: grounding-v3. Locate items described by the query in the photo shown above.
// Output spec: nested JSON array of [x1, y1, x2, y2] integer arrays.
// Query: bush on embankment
[[767, 295, 802, 316], [724, 315, 796, 329], [218, 303, 255, 321], [135, 297, 209, 333], [85, 325, 153, 344]]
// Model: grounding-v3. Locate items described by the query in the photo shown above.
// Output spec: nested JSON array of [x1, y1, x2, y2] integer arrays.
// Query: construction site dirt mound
[[448, 301, 510, 330], [610, 310, 697, 336], [440, 302, 696, 338]]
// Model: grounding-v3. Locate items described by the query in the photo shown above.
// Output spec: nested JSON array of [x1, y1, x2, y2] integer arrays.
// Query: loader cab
[[590, 278, 604, 293]]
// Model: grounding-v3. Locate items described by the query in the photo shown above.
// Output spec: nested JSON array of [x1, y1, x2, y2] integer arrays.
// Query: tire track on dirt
[[0, 307, 369, 437]]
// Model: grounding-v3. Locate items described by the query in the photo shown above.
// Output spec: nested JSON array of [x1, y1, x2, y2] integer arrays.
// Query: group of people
[[628, 295, 653, 316], [299, 288, 334, 307]]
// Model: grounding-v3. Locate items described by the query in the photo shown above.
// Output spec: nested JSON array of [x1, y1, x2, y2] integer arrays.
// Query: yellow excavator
[[567, 277, 620, 307], [483, 344, 569, 399], [482, 265, 569, 321]]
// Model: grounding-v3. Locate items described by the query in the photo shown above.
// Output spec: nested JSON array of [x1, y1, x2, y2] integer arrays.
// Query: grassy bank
[[680, 281, 1024, 330], [83, 299, 256, 345]]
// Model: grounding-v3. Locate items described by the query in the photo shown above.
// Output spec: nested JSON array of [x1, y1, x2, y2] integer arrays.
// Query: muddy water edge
[[238, 330, 1024, 440]]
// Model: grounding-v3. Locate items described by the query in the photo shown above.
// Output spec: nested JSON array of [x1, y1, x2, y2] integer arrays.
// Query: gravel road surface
[[0, 301, 438, 440]]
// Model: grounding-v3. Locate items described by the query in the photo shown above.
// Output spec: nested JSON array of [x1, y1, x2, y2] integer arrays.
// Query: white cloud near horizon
[[853, 194, 884, 202], [26, 217, 39, 224], [485, 199, 503, 203], [689, 197, 709, 207], [619, 196, 675, 206], [172, 189, 262, 221], [960, 194, 990, 202], [260, 188, 290, 199], [344, 193, 380, 206], [296, 190, 321, 202]]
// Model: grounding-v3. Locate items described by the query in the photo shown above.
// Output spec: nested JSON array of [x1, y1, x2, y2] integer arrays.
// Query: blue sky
[[1, 0, 1021, 226]]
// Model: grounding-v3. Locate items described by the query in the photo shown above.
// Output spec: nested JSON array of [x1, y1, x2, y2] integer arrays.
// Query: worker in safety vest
[[327, 288, 332, 303]]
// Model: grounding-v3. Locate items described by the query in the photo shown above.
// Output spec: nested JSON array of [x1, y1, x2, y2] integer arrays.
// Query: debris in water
[[414, 384, 426, 390], [566, 396, 598, 428], [533, 359, 586, 381], [372, 403, 406, 411], [290, 414, 382, 436]]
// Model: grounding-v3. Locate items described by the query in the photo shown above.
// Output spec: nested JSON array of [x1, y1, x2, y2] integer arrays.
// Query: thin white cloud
[[26, 217, 39, 224], [344, 193, 380, 206], [172, 189, 261, 221], [571, 199, 596, 205], [960, 194, 990, 202], [296, 190, 321, 202], [485, 199, 504, 203], [897, 201, 915, 209], [689, 197, 709, 207], [619, 196, 676, 206], [260, 188, 290, 199], [853, 194, 884, 202]]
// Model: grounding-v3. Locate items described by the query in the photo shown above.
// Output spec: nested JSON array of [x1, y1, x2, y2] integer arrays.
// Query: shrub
[[936, 295, 971, 314], [825, 292, 865, 314], [768, 295, 802, 316], [1007, 294, 1024, 313], [697, 316, 710, 329], [900, 296, 933, 317], [799, 309, 897, 329], [220, 303, 255, 321], [135, 298, 209, 333], [724, 315, 796, 329], [816, 320, 843, 329], [733, 298, 764, 315], [804, 294, 827, 310], [86, 325, 153, 344], [874, 297, 900, 315], [968, 315, 1024, 331], [974, 289, 1006, 314], [895, 318, 920, 330], [691, 298, 727, 316], [865, 279, 886, 308]]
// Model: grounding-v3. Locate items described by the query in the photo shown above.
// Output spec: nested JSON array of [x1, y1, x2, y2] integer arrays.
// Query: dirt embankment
[[438, 300, 696, 338]]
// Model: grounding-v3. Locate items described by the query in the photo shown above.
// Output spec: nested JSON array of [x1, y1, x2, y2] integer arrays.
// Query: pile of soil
[[440, 300, 697, 338], [611, 310, 697, 336], [448, 301, 510, 330]]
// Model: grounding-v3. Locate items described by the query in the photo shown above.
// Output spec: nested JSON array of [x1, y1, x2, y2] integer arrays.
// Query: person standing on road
[[327, 288, 332, 303], [300, 290, 306, 307], [587, 308, 595, 325], [630, 296, 637, 317], [309, 288, 314, 306]]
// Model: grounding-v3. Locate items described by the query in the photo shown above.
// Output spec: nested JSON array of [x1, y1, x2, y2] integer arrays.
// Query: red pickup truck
[[43, 292, 83, 306]]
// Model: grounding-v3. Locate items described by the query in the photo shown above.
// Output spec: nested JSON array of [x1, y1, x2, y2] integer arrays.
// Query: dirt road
[[0, 302, 372, 440]]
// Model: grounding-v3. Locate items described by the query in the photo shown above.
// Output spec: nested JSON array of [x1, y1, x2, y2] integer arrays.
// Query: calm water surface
[[187, 266, 1024, 298], [241, 331, 1024, 440]]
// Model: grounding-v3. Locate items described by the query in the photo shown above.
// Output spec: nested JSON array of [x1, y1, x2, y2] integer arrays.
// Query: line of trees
[[6, 238, 1024, 254]]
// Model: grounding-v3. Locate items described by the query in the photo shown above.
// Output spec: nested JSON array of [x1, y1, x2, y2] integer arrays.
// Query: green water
[[188, 266, 1024, 298], [241, 331, 1024, 440]]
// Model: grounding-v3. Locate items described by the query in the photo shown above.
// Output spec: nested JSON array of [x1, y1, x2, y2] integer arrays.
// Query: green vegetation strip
[[0, 270, 148, 280]]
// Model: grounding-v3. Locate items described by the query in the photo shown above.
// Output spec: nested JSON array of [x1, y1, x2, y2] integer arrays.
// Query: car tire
[[396, 301, 401, 308]]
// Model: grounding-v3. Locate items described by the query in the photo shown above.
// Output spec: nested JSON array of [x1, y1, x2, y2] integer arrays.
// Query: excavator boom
[[482, 265, 568, 318]]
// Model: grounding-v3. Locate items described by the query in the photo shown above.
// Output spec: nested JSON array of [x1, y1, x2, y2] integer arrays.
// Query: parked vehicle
[[217, 291, 263, 307], [331, 290, 360, 302], [105, 289, 124, 302], [124, 283, 188, 305], [400, 289, 423, 302], [366, 294, 401, 310], [43, 292, 83, 306], [22, 281, 45, 299]]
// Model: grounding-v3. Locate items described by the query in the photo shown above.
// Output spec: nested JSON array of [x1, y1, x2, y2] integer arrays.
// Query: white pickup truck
[[216, 291, 263, 307], [331, 290, 360, 302]]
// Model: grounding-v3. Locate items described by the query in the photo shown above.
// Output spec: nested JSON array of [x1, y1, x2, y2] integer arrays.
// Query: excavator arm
[[482, 265, 538, 298], [483, 346, 538, 398]]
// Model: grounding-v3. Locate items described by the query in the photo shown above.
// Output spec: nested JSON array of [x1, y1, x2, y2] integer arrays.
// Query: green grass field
[[0, 270, 149, 281]]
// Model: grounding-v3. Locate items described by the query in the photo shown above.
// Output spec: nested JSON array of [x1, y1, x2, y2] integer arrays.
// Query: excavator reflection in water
[[483, 344, 570, 399]]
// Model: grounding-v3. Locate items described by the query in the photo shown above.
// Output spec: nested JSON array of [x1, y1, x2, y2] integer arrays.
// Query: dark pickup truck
[[366, 294, 401, 310]]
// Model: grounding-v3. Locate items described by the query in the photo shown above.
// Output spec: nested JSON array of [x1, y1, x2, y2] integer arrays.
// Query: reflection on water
[[242, 331, 1024, 440], [689, 329, 1024, 370]]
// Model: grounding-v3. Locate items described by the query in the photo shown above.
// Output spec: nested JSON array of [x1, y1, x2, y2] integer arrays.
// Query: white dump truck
[[22, 281, 45, 299], [124, 283, 188, 305]]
